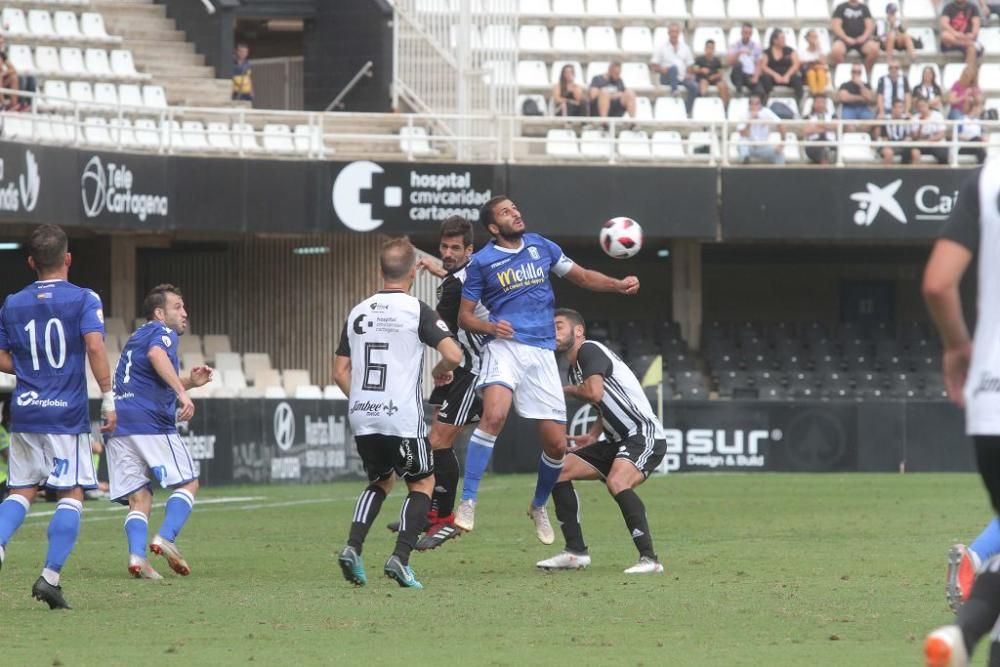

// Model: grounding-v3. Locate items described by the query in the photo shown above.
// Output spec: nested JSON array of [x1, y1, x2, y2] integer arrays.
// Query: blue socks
[[532, 452, 565, 509], [461, 430, 496, 502], [124, 511, 149, 558], [0, 494, 30, 547], [158, 489, 195, 542], [971, 517, 1000, 562], [44, 498, 83, 578]]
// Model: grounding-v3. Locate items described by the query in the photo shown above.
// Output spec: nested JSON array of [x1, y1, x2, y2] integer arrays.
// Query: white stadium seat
[[520, 0, 551, 13], [69, 80, 94, 106], [178, 334, 203, 356], [903, 0, 936, 19], [654, 0, 690, 17], [54, 11, 82, 41], [909, 27, 937, 56], [630, 95, 654, 119], [232, 123, 261, 151], [585, 61, 609, 86], [727, 97, 749, 120], [118, 83, 143, 108], [81, 13, 118, 42], [133, 118, 160, 147], [85, 49, 113, 78], [841, 132, 874, 162], [552, 25, 585, 52], [207, 122, 235, 151], [762, 0, 797, 18], [942, 63, 964, 90], [762, 27, 796, 50], [545, 128, 581, 158], [796, 0, 830, 19], [84, 116, 112, 145], [282, 369, 311, 395], [2, 9, 29, 37], [243, 353, 272, 376], [517, 60, 550, 87], [294, 384, 323, 399], [621, 26, 654, 55], [94, 81, 118, 106], [621, 62, 653, 91], [585, 26, 619, 53], [981, 64, 1000, 92], [779, 132, 802, 162], [323, 385, 348, 400], [518, 25, 551, 52], [580, 129, 613, 158], [481, 24, 516, 50], [223, 369, 248, 391], [28, 10, 57, 40], [586, 0, 620, 17], [399, 125, 435, 155], [654, 96, 688, 120], [182, 120, 210, 150], [691, 0, 727, 19], [687, 131, 719, 158], [60, 47, 86, 76], [263, 386, 287, 399], [214, 352, 242, 372], [40, 79, 69, 109], [727, 0, 761, 19], [293, 124, 323, 154], [481, 60, 514, 85], [253, 368, 282, 388], [51, 115, 76, 143], [617, 129, 652, 159], [8, 45, 36, 75], [263, 124, 295, 152], [142, 84, 168, 109], [692, 27, 726, 56], [111, 50, 141, 78], [621, 0, 654, 15], [692, 97, 726, 123], [109, 118, 138, 147], [552, 0, 586, 15], [35, 46, 62, 75], [651, 130, 686, 158]]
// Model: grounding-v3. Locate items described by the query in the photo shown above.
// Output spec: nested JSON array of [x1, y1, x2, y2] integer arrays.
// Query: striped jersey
[[436, 263, 489, 374], [940, 160, 1000, 434], [569, 339, 664, 443], [336, 290, 453, 438]]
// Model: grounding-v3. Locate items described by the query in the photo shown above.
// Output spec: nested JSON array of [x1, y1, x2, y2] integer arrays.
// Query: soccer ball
[[599, 217, 643, 259]]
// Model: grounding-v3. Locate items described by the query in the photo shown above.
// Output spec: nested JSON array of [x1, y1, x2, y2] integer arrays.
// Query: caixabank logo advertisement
[[330, 160, 494, 233]]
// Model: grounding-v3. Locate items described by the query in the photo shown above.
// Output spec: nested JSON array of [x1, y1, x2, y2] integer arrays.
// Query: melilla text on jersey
[[496, 261, 547, 293]]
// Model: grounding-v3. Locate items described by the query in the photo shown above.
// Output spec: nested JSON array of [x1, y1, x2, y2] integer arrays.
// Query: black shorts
[[355, 434, 433, 483], [571, 434, 666, 479], [835, 38, 874, 55], [429, 369, 482, 427]]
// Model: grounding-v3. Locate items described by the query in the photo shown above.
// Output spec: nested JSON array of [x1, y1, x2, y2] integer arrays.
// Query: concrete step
[[105, 26, 188, 42], [104, 17, 182, 34], [92, 2, 167, 18], [142, 63, 216, 78], [125, 40, 199, 59]]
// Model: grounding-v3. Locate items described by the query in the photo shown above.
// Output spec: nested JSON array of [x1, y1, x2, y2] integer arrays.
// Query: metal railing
[[0, 85, 996, 166]]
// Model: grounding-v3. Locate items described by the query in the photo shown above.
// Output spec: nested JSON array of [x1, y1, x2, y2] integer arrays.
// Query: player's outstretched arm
[[84, 331, 116, 433], [923, 238, 974, 408], [182, 365, 214, 390], [333, 354, 351, 396], [563, 264, 640, 295], [459, 298, 514, 339], [148, 346, 195, 422]]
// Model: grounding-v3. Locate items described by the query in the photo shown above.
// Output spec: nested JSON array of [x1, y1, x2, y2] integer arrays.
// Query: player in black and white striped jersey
[[535, 308, 667, 574]]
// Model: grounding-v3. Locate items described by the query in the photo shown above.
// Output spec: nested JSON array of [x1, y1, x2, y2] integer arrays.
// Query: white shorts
[[476, 339, 567, 422], [8, 432, 97, 490], [106, 434, 198, 503]]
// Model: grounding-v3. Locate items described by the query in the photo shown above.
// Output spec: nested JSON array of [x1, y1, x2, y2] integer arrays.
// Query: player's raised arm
[[148, 346, 194, 421], [563, 264, 640, 295], [84, 331, 116, 432]]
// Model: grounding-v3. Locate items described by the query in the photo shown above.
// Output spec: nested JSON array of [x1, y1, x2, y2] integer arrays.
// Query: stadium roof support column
[[671, 240, 702, 351], [110, 236, 138, 326]]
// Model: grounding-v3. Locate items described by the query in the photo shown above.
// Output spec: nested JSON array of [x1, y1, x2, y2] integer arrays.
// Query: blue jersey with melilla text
[[113, 321, 180, 435], [0, 280, 105, 434], [461, 233, 575, 350]]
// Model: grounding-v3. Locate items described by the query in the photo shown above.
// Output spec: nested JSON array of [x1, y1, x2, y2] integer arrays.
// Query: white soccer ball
[[599, 217, 643, 259]]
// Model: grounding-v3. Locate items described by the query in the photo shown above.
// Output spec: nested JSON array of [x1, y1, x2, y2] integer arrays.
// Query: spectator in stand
[[911, 97, 949, 163], [957, 99, 987, 163], [758, 31, 804, 102], [803, 95, 839, 164], [232, 42, 254, 102], [837, 64, 876, 129], [737, 94, 786, 164], [913, 65, 944, 111], [948, 63, 984, 119], [693, 39, 730, 105], [876, 60, 912, 122], [727, 23, 763, 94], [589, 61, 637, 118], [876, 3, 917, 61], [650, 23, 698, 114], [830, 0, 880, 73], [881, 98, 914, 163], [552, 64, 587, 117], [0, 50, 20, 111], [940, 0, 983, 65], [799, 29, 831, 95]]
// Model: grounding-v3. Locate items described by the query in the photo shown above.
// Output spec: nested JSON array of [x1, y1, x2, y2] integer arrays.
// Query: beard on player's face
[[494, 219, 525, 242]]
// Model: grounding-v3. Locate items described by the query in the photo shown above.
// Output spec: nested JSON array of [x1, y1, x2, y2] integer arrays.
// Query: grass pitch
[[0, 473, 988, 666]]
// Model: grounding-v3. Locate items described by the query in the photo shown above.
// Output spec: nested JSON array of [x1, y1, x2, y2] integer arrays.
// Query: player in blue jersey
[[105, 284, 212, 580], [454, 195, 639, 543], [0, 225, 117, 609]]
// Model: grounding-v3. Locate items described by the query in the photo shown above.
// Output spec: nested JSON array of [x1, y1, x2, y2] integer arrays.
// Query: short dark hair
[[143, 284, 182, 320], [479, 195, 510, 235], [440, 216, 473, 248], [236, 41, 249, 49], [380, 236, 416, 281], [555, 308, 586, 333], [705, 39, 715, 46], [742, 22, 753, 29], [609, 60, 622, 68], [28, 225, 67, 273]]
